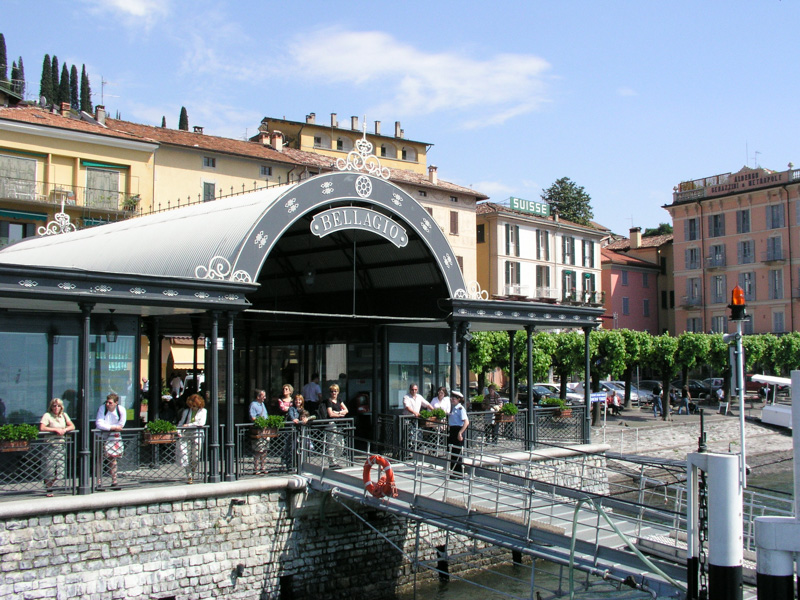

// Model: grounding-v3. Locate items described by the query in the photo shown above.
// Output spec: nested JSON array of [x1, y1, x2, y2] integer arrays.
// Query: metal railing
[[0, 432, 78, 498], [0, 175, 139, 213]]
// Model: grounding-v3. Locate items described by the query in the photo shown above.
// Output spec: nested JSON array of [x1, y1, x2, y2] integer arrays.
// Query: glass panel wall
[[388, 342, 420, 410], [0, 332, 48, 423]]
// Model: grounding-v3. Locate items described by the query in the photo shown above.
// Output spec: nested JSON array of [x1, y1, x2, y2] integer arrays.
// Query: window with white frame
[[562, 270, 577, 297], [711, 274, 727, 304], [767, 236, 783, 261], [505, 261, 520, 289], [767, 204, 784, 229], [711, 315, 727, 333], [0, 154, 37, 199], [685, 247, 700, 270], [536, 265, 550, 291], [260, 165, 272, 177], [536, 230, 550, 260], [203, 156, 216, 168], [737, 240, 754, 264], [86, 167, 120, 209], [739, 272, 756, 301], [562, 236, 575, 265], [505, 223, 519, 256], [709, 244, 725, 267], [686, 277, 701, 302], [582, 239, 594, 267]]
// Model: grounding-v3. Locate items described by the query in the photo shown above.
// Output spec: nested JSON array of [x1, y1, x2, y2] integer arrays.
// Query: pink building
[[601, 247, 661, 333], [665, 165, 800, 334]]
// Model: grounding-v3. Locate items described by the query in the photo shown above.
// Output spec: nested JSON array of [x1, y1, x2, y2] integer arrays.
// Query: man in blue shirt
[[447, 390, 469, 477]]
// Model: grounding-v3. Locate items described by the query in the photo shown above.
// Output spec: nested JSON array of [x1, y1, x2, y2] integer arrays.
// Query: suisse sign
[[310, 207, 408, 248], [509, 196, 550, 217]]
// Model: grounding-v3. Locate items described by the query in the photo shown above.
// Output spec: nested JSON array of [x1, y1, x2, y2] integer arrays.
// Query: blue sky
[[5, 1, 800, 234]]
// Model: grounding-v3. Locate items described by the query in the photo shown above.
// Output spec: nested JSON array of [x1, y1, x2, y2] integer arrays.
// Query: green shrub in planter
[[420, 408, 447, 421], [263, 415, 285, 429], [540, 397, 567, 410], [499, 402, 519, 416], [0, 423, 39, 441], [144, 419, 177, 434]]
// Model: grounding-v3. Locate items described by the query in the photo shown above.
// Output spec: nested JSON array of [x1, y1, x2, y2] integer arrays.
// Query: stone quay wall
[[0, 447, 608, 600]]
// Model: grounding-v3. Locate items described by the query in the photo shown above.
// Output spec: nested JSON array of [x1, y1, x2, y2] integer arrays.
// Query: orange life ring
[[362, 454, 398, 499]]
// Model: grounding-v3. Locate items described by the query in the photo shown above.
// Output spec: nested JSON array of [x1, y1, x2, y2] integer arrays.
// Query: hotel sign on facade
[[509, 196, 550, 217]]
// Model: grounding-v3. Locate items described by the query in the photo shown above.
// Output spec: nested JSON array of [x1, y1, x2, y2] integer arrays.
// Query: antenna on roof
[[100, 76, 119, 106]]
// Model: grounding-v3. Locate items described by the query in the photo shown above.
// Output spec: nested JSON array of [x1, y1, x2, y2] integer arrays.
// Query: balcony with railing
[[705, 255, 726, 269], [762, 248, 786, 264], [0, 175, 137, 214], [562, 288, 605, 306], [681, 295, 703, 309]]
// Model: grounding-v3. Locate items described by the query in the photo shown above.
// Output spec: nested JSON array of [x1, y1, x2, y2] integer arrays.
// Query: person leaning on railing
[[177, 394, 207, 484], [95, 392, 126, 490], [39, 397, 75, 497]]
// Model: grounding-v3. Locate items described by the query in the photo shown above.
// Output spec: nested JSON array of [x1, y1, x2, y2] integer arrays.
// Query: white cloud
[[471, 180, 518, 200], [286, 28, 552, 128], [81, 0, 170, 29]]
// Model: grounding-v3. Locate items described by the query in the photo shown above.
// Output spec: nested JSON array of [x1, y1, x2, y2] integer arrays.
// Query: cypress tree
[[16, 56, 24, 97], [161, 116, 166, 128], [58, 63, 69, 107], [80, 65, 91, 113], [40, 54, 52, 103], [51, 56, 59, 102], [0, 33, 7, 84], [10, 61, 18, 94], [178, 106, 188, 131], [69, 64, 78, 109]]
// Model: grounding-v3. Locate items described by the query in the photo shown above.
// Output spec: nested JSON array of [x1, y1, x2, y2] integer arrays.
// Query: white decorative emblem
[[543, 313, 552, 319], [19, 280, 38, 288], [129, 287, 146, 295], [512, 312, 520, 317], [38, 200, 77, 236], [442, 254, 453, 269], [391, 193, 403, 207], [254, 231, 268, 249], [477, 309, 486, 315], [58, 282, 76, 290], [335, 117, 390, 180], [163, 289, 179, 297], [321, 182, 334, 195], [355, 175, 372, 198], [454, 281, 489, 300], [285, 198, 298, 213], [195, 256, 253, 283], [223, 294, 240, 301], [494, 311, 504, 316], [194, 292, 210, 299], [90, 285, 112, 294], [558, 314, 566, 320], [421, 218, 432, 233]]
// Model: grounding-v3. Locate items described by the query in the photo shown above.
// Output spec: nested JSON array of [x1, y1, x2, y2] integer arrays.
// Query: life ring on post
[[362, 454, 398, 499]]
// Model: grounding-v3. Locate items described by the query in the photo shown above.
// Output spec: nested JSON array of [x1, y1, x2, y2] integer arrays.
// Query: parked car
[[570, 381, 624, 403], [702, 378, 724, 393], [513, 384, 555, 404], [609, 381, 643, 405], [671, 379, 711, 399], [534, 383, 584, 404]]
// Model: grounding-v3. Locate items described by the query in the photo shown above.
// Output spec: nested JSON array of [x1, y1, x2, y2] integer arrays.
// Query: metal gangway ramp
[[299, 435, 695, 599]]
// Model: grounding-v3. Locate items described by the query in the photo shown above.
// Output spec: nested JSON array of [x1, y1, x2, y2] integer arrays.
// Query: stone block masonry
[[0, 477, 507, 600]]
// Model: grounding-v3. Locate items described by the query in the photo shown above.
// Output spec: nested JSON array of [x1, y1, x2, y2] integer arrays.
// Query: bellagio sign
[[310, 207, 408, 248]]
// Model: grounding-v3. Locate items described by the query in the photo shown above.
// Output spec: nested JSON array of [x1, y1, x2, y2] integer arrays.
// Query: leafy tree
[[741, 334, 766, 373], [552, 331, 586, 398], [79, 64, 91, 112], [10, 60, 17, 93], [590, 329, 626, 390], [675, 332, 710, 385], [540, 177, 594, 226], [775, 332, 800, 375], [39, 54, 53, 103], [161, 116, 166, 128], [618, 329, 652, 408], [645, 334, 679, 420], [58, 63, 69, 107], [644, 223, 673, 236], [509, 330, 554, 390], [0, 33, 6, 84], [69, 64, 78, 109], [15, 56, 24, 97], [51, 56, 59, 102], [178, 106, 189, 131], [468, 331, 509, 394]]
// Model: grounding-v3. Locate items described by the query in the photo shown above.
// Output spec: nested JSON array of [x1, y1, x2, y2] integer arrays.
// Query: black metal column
[[146, 317, 161, 421], [459, 322, 470, 401], [208, 311, 221, 483], [583, 326, 592, 444], [450, 321, 458, 393], [225, 312, 235, 481], [526, 325, 534, 450], [508, 330, 515, 404], [77, 302, 93, 495]]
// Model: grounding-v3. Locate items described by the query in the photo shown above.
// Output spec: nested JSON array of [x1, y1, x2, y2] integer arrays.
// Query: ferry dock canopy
[[0, 170, 602, 441]]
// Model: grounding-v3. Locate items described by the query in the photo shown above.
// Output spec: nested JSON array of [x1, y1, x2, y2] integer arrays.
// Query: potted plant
[[144, 419, 178, 444], [419, 408, 447, 427], [540, 396, 572, 418], [0, 423, 39, 451], [251, 415, 285, 438], [496, 402, 518, 422], [122, 194, 141, 212]]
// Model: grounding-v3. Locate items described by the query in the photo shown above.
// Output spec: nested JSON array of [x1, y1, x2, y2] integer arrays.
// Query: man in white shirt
[[403, 383, 433, 417], [302, 373, 322, 412]]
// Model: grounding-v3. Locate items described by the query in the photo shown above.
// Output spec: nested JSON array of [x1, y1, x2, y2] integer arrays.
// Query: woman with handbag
[[177, 394, 207, 484], [95, 392, 126, 490], [39, 397, 75, 497]]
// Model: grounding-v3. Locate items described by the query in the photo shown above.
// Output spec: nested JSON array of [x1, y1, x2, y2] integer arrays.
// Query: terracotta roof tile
[[605, 233, 673, 251], [477, 201, 608, 233], [0, 105, 147, 143], [601, 247, 660, 268]]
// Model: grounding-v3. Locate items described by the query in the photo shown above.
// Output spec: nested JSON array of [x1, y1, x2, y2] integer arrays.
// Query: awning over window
[[170, 345, 205, 370], [0, 209, 47, 221]]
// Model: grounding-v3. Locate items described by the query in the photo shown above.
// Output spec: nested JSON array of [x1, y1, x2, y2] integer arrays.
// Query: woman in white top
[[39, 397, 75, 496], [95, 392, 126, 489], [177, 393, 208, 483], [430, 386, 451, 414]]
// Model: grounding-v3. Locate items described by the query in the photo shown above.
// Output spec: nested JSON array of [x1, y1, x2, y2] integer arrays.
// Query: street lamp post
[[725, 285, 748, 488]]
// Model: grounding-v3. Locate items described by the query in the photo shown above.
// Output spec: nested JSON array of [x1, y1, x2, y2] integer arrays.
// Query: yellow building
[[0, 103, 157, 245]]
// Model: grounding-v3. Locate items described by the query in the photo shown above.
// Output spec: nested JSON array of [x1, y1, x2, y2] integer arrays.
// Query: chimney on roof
[[395, 121, 402, 138], [351, 116, 359, 130], [331, 113, 337, 127], [374, 121, 381, 135], [95, 105, 106, 126], [553, 208, 559, 223], [270, 131, 284, 152], [630, 227, 642, 249], [60, 102, 71, 115], [306, 113, 316, 124], [428, 165, 438, 185], [257, 131, 270, 145], [193, 126, 204, 134]]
